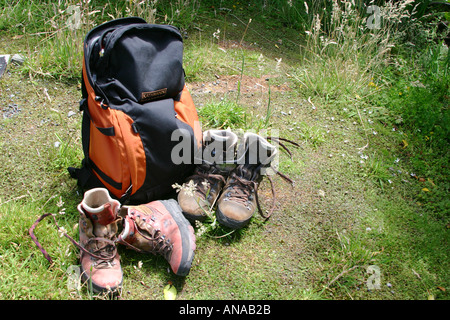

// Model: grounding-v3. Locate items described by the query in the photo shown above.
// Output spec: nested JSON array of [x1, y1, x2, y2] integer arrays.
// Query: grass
[[197, 99, 246, 129], [0, 0, 449, 301]]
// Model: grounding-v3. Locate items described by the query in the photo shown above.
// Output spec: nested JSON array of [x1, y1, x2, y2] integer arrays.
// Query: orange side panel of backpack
[[174, 85, 203, 149], [82, 59, 146, 199], [119, 112, 146, 196]]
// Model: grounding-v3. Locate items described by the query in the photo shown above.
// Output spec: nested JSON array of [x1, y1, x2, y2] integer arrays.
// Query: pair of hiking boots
[[74, 129, 279, 293], [177, 129, 279, 229], [76, 188, 196, 293], [30, 130, 287, 294]]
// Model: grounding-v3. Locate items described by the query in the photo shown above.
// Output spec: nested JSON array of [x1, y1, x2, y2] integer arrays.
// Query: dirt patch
[[188, 74, 291, 95], [2, 103, 21, 119]]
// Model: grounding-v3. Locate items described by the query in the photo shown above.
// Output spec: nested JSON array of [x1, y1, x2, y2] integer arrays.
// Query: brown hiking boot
[[216, 133, 279, 229], [177, 129, 237, 221], [117, 199, 196, 276], [77, 188, 123, 293]]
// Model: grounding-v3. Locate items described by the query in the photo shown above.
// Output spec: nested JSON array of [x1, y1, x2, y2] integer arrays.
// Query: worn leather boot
[[216, 133, 278, 229], [77, 188, 123, 293], [177, 129, 237, 221], [117, 199, 196, 276]]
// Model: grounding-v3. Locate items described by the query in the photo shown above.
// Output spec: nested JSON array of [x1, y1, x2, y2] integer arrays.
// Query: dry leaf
[[402, 140, 408, 148], [164, 283, 177, 300]]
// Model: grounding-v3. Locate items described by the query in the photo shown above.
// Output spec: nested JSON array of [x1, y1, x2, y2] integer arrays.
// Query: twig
[[326, 265, 360, 288], [140, 281, 152, 289], [0, 195, 27, 206], [239, 18, 252, 47], [307, 96, 316, 110]]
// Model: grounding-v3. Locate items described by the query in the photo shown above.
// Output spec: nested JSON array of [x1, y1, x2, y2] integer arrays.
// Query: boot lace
[[29, 213, 118, 265], [85, 237, 118, 268], [225, 173, 257, 207], [117, 211, 174, 262], [186, 167, 226, 199], [225, 135, 300, 220]]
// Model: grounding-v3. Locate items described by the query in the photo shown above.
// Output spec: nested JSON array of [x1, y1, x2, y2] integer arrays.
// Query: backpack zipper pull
[[120, 184, 133, 204]]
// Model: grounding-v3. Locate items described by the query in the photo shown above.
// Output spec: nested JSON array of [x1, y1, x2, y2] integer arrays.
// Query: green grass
[[198, 99, 245, 129], [0, 0, 448, 301]]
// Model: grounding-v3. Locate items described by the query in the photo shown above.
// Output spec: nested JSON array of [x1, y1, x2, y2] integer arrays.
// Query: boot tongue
[[235, 165, 255, 180], [201, 130, 237, 166], [197, 162, 234, 176], [84, 202, 117, 226]]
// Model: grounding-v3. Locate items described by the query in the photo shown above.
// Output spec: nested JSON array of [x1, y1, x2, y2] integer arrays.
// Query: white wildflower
[[201, 180, 210, 190], [58, 227, 67, 238], [213, 29, 220, 40], [56, 196, 66, 215], [183, 180, 197, 197], [172, 183, 183, 193], [133, 261, 143, 270], [195, 220, 208, 237]]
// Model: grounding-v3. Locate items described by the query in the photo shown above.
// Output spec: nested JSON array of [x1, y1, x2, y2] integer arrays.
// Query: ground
[[0, 19, 448, 301]]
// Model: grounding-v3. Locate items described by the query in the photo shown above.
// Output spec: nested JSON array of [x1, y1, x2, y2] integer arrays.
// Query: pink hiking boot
[[117, 199, 196, 276], [77, 188, 123, 293]]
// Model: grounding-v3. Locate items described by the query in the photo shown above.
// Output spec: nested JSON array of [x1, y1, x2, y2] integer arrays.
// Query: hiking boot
[[177, 129, 238, 221], [77, 188, 123, 293], [216, 133, 278, 229], [117, 199, 196, 276]]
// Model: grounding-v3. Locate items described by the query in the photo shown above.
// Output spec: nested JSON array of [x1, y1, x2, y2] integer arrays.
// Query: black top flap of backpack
[[87, 20, 185, 104]]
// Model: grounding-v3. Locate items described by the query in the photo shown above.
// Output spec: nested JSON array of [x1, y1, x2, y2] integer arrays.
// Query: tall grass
[[1, 0, 166, 81], [295, 0, 419, 96]]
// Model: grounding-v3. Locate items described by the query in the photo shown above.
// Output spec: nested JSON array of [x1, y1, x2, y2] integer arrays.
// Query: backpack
[[68, 17, 203, 205]]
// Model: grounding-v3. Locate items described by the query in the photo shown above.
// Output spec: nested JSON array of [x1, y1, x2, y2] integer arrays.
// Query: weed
[[295, 122, 326, 148], [50, 133, 82, 172], [198, 99, 245, 129]]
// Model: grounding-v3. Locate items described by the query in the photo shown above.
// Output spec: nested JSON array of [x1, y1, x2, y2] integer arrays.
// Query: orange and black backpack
[[68, 17, 202, 204]]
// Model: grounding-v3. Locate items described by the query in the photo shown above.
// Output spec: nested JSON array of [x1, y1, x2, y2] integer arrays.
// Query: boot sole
[[181, 210, 208, 223], [216, 208, 251, 230], [160, 199, 196, 276], [80, 267, 123, 294]]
